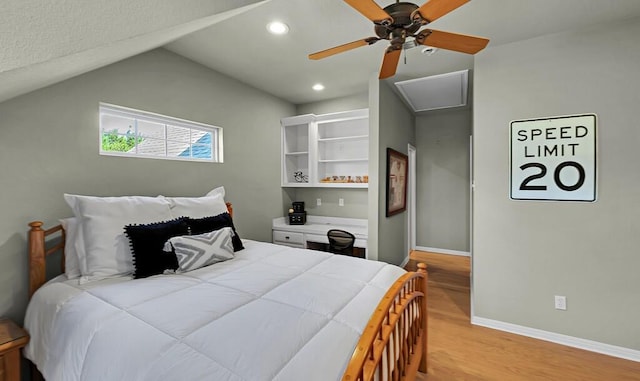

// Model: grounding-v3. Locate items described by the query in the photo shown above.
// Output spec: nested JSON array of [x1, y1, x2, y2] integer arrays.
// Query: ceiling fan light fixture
[[312, 83, 325, 91], [402, 40, 419, 50], [267, 21, 289, 35]]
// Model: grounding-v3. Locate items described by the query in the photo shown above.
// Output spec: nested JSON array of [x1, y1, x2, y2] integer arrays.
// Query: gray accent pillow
[[163, 227, 234, 273]]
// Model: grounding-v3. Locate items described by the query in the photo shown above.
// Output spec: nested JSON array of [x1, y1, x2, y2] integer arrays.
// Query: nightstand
[[0, 319, 29, 381]]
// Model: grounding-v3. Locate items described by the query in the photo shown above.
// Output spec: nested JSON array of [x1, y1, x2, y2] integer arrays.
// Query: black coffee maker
[[288, 201, 307, 225]]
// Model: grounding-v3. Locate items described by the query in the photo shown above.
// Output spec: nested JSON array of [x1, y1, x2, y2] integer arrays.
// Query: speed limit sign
[[510, 114, 597, 202]]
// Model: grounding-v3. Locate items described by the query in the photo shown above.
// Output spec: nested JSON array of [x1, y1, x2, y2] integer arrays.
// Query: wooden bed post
[[28, 221, 64, 299], [28, 222, 46, 299], [417, 263, 428, 373]]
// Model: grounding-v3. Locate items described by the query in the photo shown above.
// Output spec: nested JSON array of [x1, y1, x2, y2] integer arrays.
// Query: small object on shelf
[[293, 171, 309, 183], [319, 175, 368, 183]]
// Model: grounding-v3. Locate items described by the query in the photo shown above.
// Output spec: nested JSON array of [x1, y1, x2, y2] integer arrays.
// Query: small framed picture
[[386, 148, 408, 217]]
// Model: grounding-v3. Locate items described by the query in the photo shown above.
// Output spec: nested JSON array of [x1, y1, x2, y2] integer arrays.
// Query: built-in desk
[[272, 216, 368, 258]]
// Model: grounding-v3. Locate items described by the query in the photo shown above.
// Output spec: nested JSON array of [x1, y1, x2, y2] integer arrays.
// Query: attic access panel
[[394, 70, 468, 112]]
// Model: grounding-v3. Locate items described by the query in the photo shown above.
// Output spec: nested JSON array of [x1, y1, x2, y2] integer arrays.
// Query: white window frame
[[99, 103, 223, 163]]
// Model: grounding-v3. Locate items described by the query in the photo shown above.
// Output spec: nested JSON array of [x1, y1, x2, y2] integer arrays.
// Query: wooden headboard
[[27, 202, 233, 298]]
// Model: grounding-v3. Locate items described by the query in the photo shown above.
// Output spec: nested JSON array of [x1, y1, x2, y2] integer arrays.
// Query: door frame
[[469, 135, 475, 317], [407, 144, 417, 255]]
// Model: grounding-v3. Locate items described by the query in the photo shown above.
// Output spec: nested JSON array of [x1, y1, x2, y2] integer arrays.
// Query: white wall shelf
[[318, 158, 368, 163], [317, 135, 368, 142], [281, 109, 369, 188]]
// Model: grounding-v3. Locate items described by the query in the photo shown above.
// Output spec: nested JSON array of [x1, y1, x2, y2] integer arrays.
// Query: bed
[[23, 190, 427, 381]]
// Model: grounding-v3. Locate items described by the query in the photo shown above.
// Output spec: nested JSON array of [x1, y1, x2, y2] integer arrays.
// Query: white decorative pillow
[[59, 218, 82, 280], [206, 186, 225, 198], [164, 227, 234, 273], [164, 192, 228, 219], [64, 194, 173, 280]]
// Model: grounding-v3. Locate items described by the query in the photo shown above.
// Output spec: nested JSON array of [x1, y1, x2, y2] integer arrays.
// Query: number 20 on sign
[[510, 114, 597, 202]]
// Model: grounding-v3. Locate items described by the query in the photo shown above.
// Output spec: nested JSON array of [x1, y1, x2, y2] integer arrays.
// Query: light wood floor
[[405, 251, 640, 381]]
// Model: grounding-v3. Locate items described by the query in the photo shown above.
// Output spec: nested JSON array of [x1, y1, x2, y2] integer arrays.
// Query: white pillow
[[164, 227, 234, 273], [59, 218, 82, 280], [164, 193, 228, 219], [206, 186, 225, 198], [64, 194, 173, 280]]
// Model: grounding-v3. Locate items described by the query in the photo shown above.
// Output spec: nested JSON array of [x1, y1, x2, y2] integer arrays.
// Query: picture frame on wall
[[386, 148, 408, 217]]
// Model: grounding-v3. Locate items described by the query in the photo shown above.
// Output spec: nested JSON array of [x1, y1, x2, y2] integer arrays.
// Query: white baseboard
[[415, 246, 470, 257], [472, 316, 640, 362]]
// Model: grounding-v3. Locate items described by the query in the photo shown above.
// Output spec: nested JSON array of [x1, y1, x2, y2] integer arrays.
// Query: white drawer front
[[273, 231, 304, 245]]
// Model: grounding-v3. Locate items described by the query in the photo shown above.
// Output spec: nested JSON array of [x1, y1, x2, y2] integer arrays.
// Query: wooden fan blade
[[344, 0, 393, 24], [414, 0, 469, 23], [416, 29, 489, 54], [309, 37, 380, 60], [379, 48, 401, 79]]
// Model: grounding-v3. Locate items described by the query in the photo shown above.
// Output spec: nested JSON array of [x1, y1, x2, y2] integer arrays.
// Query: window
[[99, 103, 223, 163]]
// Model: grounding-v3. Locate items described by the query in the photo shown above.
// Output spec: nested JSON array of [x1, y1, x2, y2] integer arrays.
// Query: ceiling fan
[[309, 0, 489, 79]]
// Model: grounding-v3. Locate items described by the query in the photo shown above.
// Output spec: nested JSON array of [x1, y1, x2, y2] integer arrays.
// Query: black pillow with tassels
[[186, 213, 244, 251], [124, 217, 189, 278]]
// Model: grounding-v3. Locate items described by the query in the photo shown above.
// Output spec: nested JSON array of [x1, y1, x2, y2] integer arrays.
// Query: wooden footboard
[[343, 263, 428, 381]]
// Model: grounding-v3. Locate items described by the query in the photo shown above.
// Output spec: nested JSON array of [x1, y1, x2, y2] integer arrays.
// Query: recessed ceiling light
[[312, 83, 325, 91], [421, 46, 438, 55], [267, 21, 289, 35]]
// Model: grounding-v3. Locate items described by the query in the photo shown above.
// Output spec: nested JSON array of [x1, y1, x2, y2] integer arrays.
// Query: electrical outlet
[[339, 198, 344, 206], [554, 295, 567, 310], [316, 198, 322, 206]]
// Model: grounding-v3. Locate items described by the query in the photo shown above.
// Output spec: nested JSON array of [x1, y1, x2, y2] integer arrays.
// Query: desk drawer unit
[[273, 231, 305, 248]]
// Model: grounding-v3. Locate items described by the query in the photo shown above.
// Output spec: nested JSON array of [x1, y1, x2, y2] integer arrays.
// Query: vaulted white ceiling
[[166, 0, 640, 104], [4, 0, 640, 105], [0, 0, 266, 103]]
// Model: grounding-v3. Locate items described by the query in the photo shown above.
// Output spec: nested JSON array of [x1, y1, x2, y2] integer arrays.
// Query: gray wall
[[375, 81, 415, 265], [415, 108, 471, 251], [473, 18, 640, 350], [0, 48, 295, 323], [289, 92, 369, 218]]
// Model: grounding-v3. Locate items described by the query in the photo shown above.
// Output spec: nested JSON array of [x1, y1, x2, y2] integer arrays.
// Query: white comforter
[[24, 240, 405, 381]]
